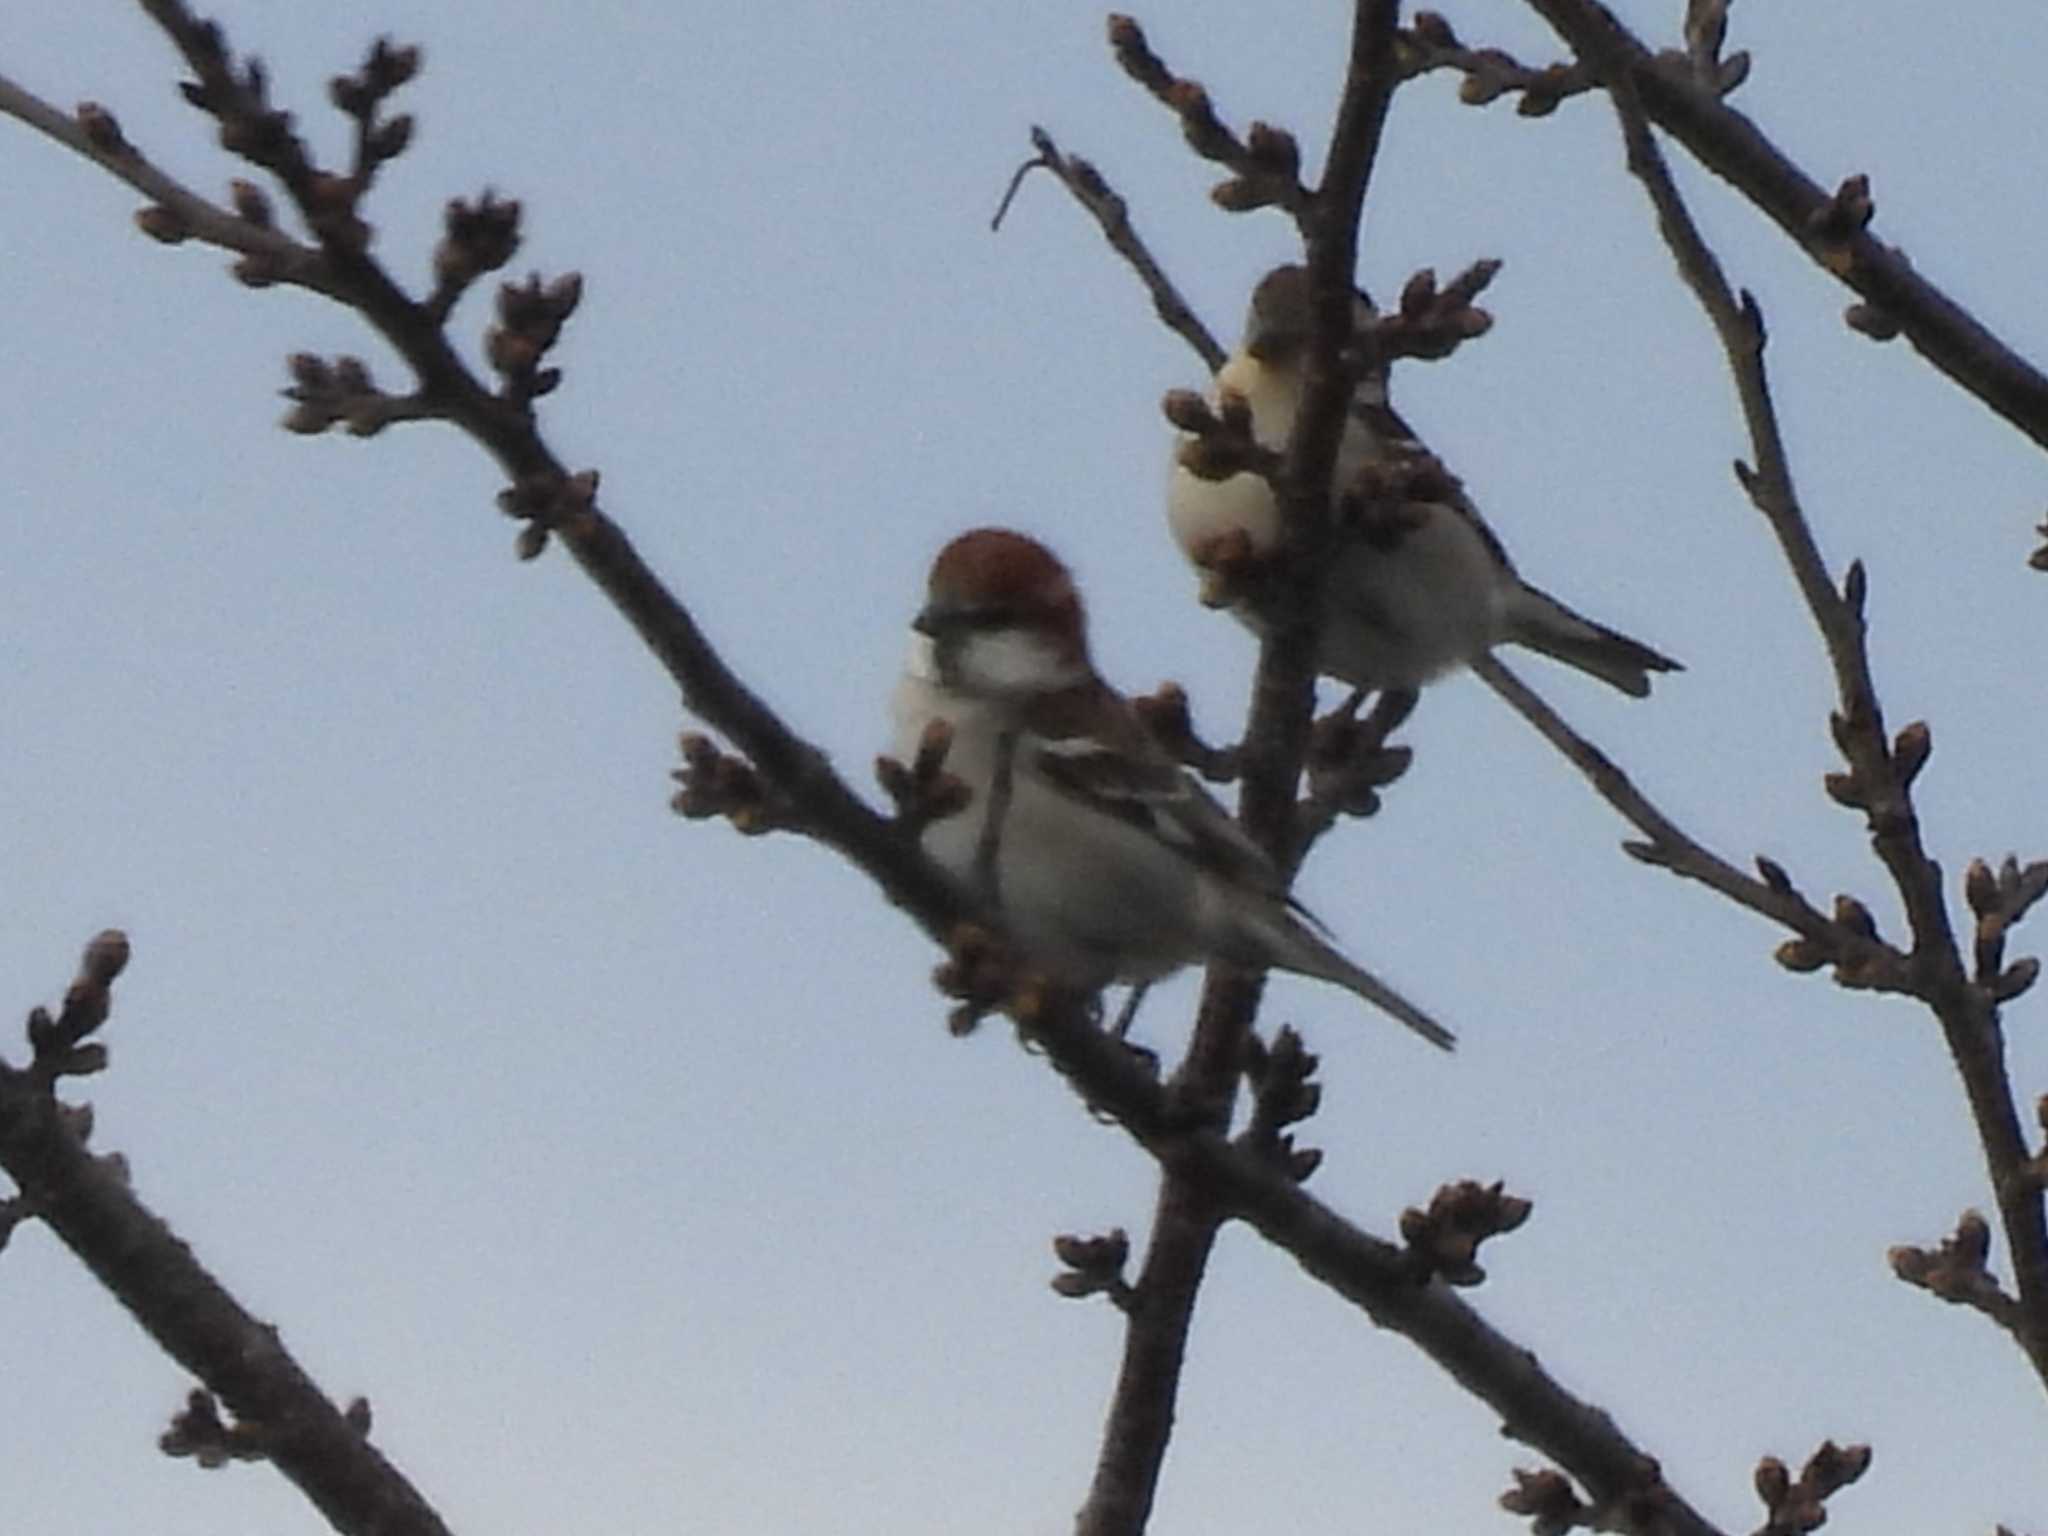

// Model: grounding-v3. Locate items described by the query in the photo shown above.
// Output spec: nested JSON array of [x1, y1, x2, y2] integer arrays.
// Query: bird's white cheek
[[953, 628, 1081, 696], [902, 630, 940, 682]]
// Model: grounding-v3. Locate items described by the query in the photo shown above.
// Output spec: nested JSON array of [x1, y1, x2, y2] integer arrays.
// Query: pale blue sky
[[4, 3, 2046, 1532]]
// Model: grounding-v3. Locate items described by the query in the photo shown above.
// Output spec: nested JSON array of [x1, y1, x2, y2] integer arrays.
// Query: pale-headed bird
[[1168, 264, 1679, 696]]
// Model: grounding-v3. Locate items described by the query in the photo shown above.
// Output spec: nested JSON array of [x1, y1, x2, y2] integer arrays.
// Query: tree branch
[[1075, 8, 1415, 1532], [0, 936, 452, 1536], [1519, 0, 2048, 460], [1591, 70, 2048, 1386]]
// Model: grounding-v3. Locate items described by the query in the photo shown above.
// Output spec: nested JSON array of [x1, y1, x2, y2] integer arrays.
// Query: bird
[[891, 526, 1452, 1049], [1167, 263, 1680, 697]]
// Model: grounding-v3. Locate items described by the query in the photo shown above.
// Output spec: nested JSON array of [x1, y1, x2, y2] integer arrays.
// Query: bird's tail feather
[[1506, 584, 1681, 699], [1254, 908, 1455, 1050]]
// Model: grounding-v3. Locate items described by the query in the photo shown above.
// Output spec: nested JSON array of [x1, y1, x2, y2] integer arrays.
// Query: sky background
[[4, 2, 2046, 1532]]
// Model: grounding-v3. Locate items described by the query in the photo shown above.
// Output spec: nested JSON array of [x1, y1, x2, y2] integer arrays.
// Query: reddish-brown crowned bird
[[892, 526, 1451, 1049]]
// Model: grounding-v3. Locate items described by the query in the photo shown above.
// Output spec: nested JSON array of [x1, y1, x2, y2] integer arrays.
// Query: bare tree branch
[[1519, 0, 2048, 461], [0, 935, 453, 1536], [1076, 8, 1419, 1532], [1588, 69, 2048, 1387]]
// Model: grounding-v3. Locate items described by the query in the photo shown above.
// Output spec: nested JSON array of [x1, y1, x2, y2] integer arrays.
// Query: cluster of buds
[[930, 923, 1035, 1038], [1888, 1209, 2022, 1327], [1302, 688, 1415, 828], [487, 270, 582, 405], [1399, 1178, 1532, 1286], [494, 467, 599, 560], [1106, 13, 1308, 216], [430, 191, 523, 320], [1964, 854, 2047, 1002], [159, 1389, 272, 1469], [280, 352, 414, 437], [25, 929, 130, 1086], [1753, 1441, 1872, 1536], [1241, 1026, 1324, 1182], [329, 37, 420, 189], [1050, 1228, 1134, 1309], [1500, 1462, 1673, 1536], [1163, 387, 1278, 486], [1397, 13, 1593, 117], [672, 733, 796, 836], [1373, 260, 1501, 363], [1806, 174, 1875, 278], [875, 720, 970, 835]]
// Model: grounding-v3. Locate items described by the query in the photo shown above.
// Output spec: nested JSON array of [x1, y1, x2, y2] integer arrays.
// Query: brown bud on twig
[[1840, 558, 1868, 618], [25, 929, 134, 1082], [134, 205, 191, 244], [1891, 720, 1931, 787], [1832, 894, 1879, 942], [76, 101, 133, 158], [1844, 302, 1900, 341], [1412, 11, 1459, 48], [1755, 856, 1795, 895], [1966, 857, 2002, 919], [1160, 388, 1215, 435], [1774, 937, 1829, 973], [1808, 174, 1876, 256], [1989, 956, 2040, 1004], [228, 178, 274, 227]]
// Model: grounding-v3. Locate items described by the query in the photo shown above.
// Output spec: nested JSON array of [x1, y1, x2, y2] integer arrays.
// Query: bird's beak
[[911, 605, 939, 638]]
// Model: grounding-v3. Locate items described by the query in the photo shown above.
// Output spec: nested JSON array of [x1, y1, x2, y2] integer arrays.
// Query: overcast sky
[[5, 3, 2046, 1532]]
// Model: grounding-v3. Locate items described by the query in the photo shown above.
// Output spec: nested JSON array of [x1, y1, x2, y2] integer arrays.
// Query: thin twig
[[0, 73, 340, 296], [994, 126, 1223, 373], [1472, 654, 1883, 962]]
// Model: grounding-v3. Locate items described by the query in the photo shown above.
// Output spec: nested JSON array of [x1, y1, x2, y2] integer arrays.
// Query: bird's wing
[[1023, 683, 1282, 895]]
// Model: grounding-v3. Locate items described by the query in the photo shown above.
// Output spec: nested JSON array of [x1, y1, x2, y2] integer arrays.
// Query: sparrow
[[892, 527, 1452, 1050], [1167, 263, 1680, 697]]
